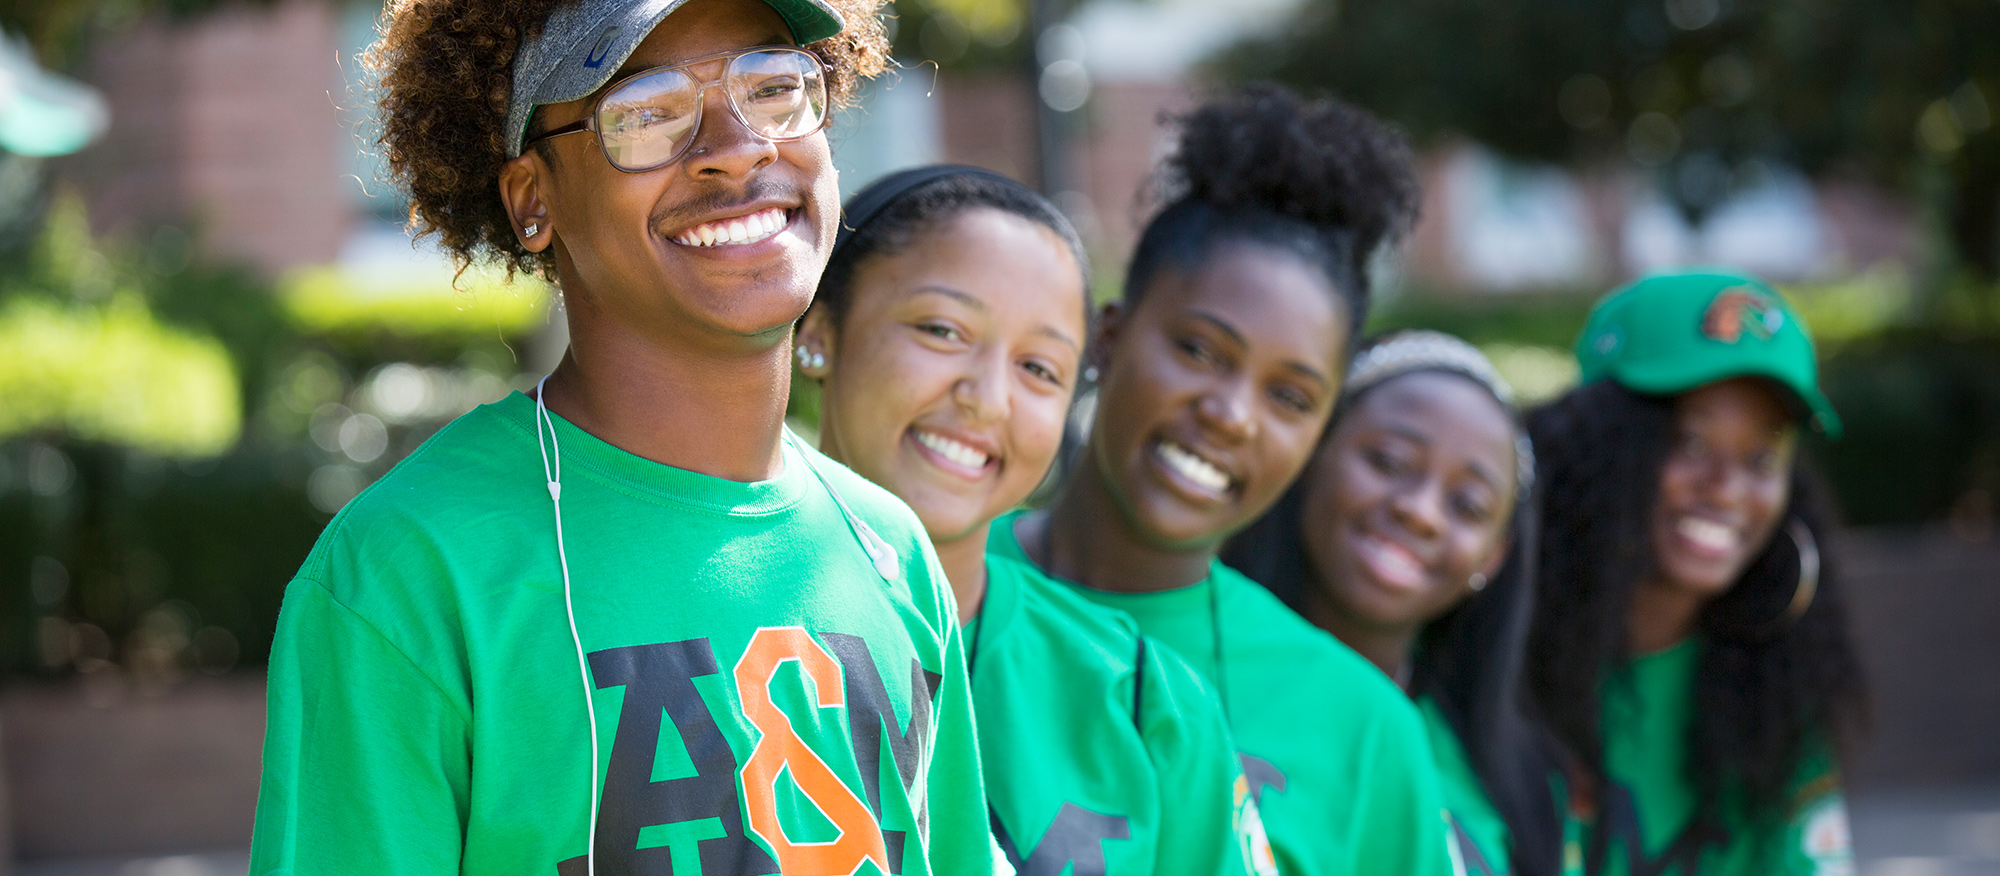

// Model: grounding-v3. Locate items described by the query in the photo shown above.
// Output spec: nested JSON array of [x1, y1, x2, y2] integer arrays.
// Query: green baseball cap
[[1574, 269, 1841, 437]]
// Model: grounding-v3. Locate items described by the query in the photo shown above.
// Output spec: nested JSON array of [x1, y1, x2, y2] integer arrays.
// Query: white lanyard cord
[[783, 426, 901, 583], [536, 376, 600, 876], [534, 390, 900, 876]]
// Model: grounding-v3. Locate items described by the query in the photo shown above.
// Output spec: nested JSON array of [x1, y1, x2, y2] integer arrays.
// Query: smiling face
[[1647, 376, 1798, 599], [513, 0, 840, 348], [1300, 372, 1519, 633], [806, 208, 1087, 544], [1089, 242, 1348, 550]]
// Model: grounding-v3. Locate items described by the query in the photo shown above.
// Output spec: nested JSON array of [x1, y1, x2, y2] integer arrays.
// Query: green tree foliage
[[0, 0, 275, 68], [1219, 0, 2000, 277]]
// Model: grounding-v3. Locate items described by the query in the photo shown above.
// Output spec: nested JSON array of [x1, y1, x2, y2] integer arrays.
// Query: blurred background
[[0, 0, 1995, 872]]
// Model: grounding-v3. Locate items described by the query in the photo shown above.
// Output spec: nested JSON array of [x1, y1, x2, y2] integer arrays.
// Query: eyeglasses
[[523, 46, 828, 173]]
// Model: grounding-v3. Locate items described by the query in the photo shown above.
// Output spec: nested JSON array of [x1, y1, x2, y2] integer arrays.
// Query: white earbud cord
[[536, 375, 600, 876]]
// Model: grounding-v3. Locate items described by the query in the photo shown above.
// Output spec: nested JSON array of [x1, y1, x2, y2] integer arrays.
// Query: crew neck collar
[[989, 510, 1220, 603], [497, 391, 810, 516], [970, 554, 1026, 644]]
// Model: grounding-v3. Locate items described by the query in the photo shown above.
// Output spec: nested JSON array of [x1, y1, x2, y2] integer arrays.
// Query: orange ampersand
[[734, 627, 890, 876]]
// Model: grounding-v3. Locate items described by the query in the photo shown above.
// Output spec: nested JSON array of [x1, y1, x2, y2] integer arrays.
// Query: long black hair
[[1125, 83, 1418, 340], [1223, 367, 1566, 876], [1525, 380, 1867, 847]]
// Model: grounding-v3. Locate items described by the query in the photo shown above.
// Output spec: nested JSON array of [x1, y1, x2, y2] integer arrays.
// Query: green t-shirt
[[1420, 696, 1512, 876], [251, 392, 994, 876], [1594, 639, 1853, 876], [990, 513, 1457, 876], [971, 553, 1269, 876]]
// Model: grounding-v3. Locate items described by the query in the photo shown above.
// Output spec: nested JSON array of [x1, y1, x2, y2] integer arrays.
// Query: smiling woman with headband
[[797, 164, 1268, 876], [1225, 330, 1574, 876], [1525, 270, 1867, 876]]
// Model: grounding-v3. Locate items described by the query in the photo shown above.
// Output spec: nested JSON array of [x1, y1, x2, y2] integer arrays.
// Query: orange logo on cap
[[1701, 288, 1783, 343]]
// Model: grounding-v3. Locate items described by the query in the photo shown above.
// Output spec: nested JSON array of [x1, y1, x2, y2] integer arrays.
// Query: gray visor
[[506, 0, 843, 158]]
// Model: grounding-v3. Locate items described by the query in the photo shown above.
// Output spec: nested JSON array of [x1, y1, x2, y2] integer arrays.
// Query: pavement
[[1852, 785, 2000, 875], [11, 785, 1999, 875]]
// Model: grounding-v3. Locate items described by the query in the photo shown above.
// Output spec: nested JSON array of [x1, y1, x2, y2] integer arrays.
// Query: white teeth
[[914, 431, 990, 470], [1677, 517, 1737, 551], [1158, 441, 1230, 494], [674, 208, 788, 247], [1363, 534, 1425, 585]]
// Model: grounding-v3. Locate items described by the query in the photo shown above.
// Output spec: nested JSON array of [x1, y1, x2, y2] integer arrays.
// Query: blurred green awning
[[0, 35, 108, 157]]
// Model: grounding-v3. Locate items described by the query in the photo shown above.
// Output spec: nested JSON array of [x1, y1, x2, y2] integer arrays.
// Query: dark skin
[[1017, 242, 1348, 593], [1298, 372, 1518, 679], [1628, 376, 1797, 654], [495, 0, 841, 482]]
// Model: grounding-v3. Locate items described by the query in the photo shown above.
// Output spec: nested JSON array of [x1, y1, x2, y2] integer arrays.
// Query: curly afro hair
[[366, 0, 890, 278], [1126, 83, 1419, 343]]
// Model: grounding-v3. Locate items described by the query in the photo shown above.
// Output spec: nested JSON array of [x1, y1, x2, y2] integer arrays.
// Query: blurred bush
[[1, 197, 550, 682], [280, 263, 548, 354], [1814, 333, 2000, 526]]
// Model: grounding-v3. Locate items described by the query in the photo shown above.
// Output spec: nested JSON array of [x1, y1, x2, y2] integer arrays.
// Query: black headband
[[829, 164, 1028, 268]]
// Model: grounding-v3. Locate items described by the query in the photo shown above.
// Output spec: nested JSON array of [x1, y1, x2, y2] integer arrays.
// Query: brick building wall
[[65, 0, 351, 276]]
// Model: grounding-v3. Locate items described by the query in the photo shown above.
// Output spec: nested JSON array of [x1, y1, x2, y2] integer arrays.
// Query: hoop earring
[[1779, 518, 1819, 624]]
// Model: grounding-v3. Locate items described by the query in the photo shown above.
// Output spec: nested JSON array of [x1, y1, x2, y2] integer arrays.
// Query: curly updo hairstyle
[[365, 0, 890, 278], [1126, 83, 1420, 341], [1525, 380, 1867, 865]]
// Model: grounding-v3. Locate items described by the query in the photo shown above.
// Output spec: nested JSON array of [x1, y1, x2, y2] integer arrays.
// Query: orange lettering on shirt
[[734, 626, 890, 876]]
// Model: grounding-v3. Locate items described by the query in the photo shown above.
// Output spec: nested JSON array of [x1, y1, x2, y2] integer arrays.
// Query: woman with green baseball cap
[[1525, 269, 1867, 875]]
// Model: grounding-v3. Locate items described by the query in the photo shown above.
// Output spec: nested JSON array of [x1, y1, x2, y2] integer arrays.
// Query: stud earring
[[1084, 366, 1100, 383], [1468, 572, 1488, 592], [794, 344, 811, 369], [810, 352, 825, 370], [522, 223, 539, 238]]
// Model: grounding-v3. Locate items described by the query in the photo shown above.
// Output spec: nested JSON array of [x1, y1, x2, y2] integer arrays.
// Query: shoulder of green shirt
[[285, 398, 523, 660], [796, 438, 941, 556], [992, 552, 1141, 643], [1210, 561, 1420, 714], [297, 395, 517, 580], [792, 440, 956, 622]]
